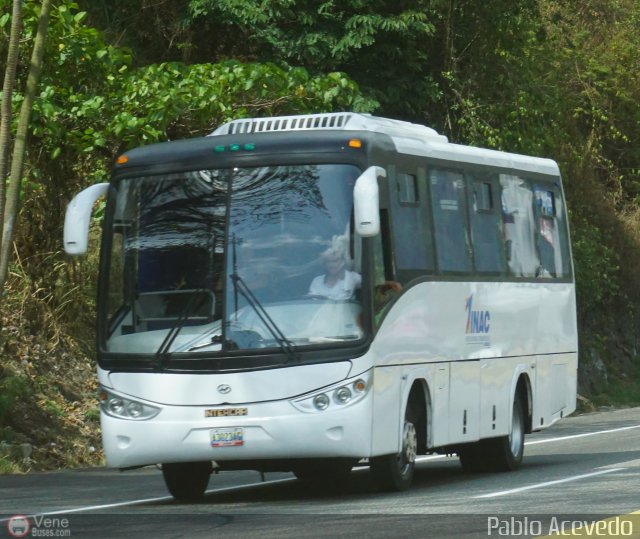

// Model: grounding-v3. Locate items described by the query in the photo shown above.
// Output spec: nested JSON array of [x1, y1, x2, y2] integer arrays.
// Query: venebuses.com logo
[[6, 515, 71, 537], [6, 516, 30, 538]]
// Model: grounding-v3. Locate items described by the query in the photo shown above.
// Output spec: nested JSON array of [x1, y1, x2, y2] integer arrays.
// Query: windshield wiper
[[153, 289, 208, 369], [230, 273, 298, 361], [228, 235, 299, 362], [187, 333, 223, 351]]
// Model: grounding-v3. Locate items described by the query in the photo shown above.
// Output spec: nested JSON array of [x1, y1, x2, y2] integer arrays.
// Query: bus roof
[[210, 112, 560, 177]]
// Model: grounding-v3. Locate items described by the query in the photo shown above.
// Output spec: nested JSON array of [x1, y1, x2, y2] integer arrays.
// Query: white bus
[[64, 113, 578, 500]]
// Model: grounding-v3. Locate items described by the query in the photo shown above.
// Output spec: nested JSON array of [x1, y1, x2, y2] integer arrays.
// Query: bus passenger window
[[548, 184, 572, 278], [533, 187, 571, 279], [469, 179, 505, 274], [391, 170, 434, 278], [500, 175, 540, 278], [398, 173, 419, 204], [429, 168, 471, 273]]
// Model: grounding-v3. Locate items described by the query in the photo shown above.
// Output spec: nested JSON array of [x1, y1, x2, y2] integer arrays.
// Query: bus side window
[[533, 185, 571, 278], [552, 184, 572, 278], [499, 175, 540, 278], [468, 177, 506, 274], [429, 168, 471, 274], [390, 168, 435, 281], [532, 188, 556, 277]]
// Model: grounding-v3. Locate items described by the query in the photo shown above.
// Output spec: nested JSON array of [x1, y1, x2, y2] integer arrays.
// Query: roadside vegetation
[[1, 0, 639, 471]]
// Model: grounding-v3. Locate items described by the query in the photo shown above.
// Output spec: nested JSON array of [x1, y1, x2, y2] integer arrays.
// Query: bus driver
[[308, 242, 361, 300]]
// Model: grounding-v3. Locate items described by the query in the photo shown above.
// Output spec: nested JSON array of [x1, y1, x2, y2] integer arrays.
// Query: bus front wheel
[[162, 461, 212, 501], [370, 403, 418, 491]]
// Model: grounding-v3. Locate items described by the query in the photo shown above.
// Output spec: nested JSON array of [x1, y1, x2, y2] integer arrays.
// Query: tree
[[0, 0, 22, 227], [0, 0, 53, 301]]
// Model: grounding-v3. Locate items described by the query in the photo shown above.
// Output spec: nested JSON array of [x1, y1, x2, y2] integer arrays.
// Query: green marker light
[[244, 143, 256, 151], [230, 144, 241, 151], [214, 145, 225, 153]]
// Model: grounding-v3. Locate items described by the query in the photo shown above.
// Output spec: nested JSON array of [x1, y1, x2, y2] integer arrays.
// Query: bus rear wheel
[[162, 461, 212, 501], [487, 394, 525, 471], [370, 404, 418, 491]]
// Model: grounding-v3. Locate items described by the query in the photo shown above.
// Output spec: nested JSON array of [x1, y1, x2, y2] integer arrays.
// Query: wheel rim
[[398, 420, 417, 476], [509, 402, 524, 458]]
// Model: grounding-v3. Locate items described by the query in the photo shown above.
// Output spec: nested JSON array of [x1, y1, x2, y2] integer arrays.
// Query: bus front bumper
[[101, 392, 374, 469]]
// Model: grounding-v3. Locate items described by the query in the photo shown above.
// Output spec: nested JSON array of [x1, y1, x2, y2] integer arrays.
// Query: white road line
[[0, 478, 296, 522], [473, 468, 624, 499], [525, 424, 640, 446]]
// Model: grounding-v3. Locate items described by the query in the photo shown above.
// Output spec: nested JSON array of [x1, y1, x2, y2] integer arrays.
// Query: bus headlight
[[99, 388, 160, 421], [313, 394, 330, 411], [291, 371, 371, 413], [334, 387, 352, 404], [108, 398, 125, 416]]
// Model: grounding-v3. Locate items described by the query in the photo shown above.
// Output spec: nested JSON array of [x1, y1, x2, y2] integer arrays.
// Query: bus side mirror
[[64, 183, 109, 255], [354, 166, 385, 237]]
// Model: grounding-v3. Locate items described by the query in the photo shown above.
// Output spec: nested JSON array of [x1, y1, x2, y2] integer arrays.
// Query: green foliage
[[186, 0, 439, 118], [27, 57, 371, 192], [0, 371, 31, 426], [106, 61, 373, 147], [0, 454, 21, 473], [42, 399, 64, 418], [189, 0, 435, 63], [84, 406, 99, 423], [591, 357, 640, 407], [569, 213, 621, 316]]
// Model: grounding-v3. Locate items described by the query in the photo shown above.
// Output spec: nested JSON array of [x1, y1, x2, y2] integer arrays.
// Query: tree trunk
[[0, 0, 53, 299], [0, 0, 24, 243]]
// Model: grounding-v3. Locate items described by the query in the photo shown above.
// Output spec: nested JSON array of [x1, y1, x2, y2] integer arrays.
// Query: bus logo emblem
[[465, 294, 491, 346], [217, 384, 232, 395]]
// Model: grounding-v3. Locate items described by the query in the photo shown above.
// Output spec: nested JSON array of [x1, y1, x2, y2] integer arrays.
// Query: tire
[[292, 458, 355, 490], [487, 393, 525, 471], [162, 461, 212, 501], [370, 402, 418, 491]]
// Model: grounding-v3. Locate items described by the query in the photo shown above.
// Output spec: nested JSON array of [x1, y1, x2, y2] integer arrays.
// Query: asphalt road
[[1, 407, 639, 539]]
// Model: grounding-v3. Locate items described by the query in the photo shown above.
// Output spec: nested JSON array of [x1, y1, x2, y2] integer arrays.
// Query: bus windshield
[[101, 164, 365, 358]]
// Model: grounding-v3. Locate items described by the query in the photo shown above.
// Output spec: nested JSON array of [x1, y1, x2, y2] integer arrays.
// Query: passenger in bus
[[308, 243, 362, 300]]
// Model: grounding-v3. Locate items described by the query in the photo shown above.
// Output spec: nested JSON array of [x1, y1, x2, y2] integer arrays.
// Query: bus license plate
[[210, 428, 244, 447]]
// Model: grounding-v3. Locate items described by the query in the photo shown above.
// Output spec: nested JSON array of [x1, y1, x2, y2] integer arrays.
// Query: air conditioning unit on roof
[[209, 112, 448, 143]]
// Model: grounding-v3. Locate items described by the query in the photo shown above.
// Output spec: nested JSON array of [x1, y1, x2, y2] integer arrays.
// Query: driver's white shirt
[[308, 271, 361, 300]]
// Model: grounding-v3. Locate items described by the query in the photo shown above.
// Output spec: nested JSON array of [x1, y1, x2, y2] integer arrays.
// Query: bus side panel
[[431, 363, 450, 447], [533, 352, 578, 429], [479, 358, 511, 439], [371, 365, 402, 456], [448, 361, 480, 444], [372, 279, 577, 447]]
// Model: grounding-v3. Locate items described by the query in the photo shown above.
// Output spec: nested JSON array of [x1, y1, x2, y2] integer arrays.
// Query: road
[[1, 407, 639, 538]]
